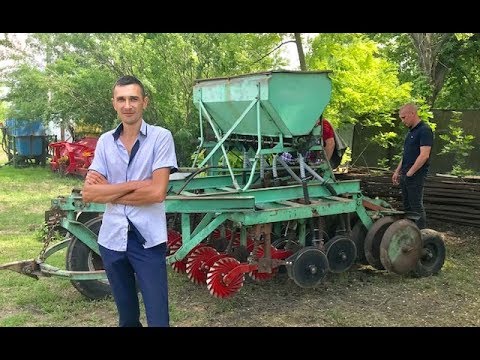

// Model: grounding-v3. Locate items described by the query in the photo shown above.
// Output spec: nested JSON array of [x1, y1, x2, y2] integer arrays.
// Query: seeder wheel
[[167, 230, 187, 273], [413, 229, 446, 277], [325, 235, 357, 273], [66, 216, 111, 300], [364, 216, 396, 270], [186, 246, 219, 284], [379, 219, 422, 275], [286, 246, 329, 288], [350, 221, 368, 264], [206, 257, 244, 298]]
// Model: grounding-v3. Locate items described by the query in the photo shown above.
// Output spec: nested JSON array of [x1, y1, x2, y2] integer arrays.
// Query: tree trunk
[[409, 33, 454, 106], [294, 33, 307, 71]]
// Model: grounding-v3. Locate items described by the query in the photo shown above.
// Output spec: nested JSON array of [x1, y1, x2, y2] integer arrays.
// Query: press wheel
[[325, 235, 357, 273], [287, 246, 329, 288], [379, 219, 422, 275], [66, 216, 111, 300], [413, 229, 446, 277]]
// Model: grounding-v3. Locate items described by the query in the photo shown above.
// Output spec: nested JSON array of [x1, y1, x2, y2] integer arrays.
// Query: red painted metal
[[49, 137, 98, 177]]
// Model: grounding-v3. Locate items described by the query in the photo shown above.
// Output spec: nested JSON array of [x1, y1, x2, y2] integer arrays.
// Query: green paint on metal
[[60, 218, 99, 254], [167, 213, 228, 264], [51, 193, 105, 213], [354, 196, 374, 229], [193, 71, 332, 137], [49, 180, 363, 218], [165, 195, 255, 213], [39, 263, 106, 280], [229, 198, 358, 226], [168, 174, 246, 193], [388, 226, 418, 261], [191, 213, 215, 239], [199, 180, 361, 205], [42, 239, 70, 260]]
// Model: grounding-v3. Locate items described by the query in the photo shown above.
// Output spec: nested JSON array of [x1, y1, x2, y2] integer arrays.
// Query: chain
[[39, 211, 64, 261]]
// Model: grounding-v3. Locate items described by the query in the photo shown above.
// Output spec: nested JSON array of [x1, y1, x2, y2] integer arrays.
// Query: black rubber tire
[[413, 229, 446, 277], [76, 211, 100, 225], [66, 216, 112, 300]]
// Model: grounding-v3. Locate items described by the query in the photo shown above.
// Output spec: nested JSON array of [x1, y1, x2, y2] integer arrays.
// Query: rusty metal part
[[362, 199, 388, 211], [40, 208, 67, 261], [325, 235, 357, 273], [364, 216, 396, 270], [249, 245, 279, 281], [248, 223, 275, 280], [379, 219, 422, 275], [0, 260, 42, 279], [350, 221, 368, 264]]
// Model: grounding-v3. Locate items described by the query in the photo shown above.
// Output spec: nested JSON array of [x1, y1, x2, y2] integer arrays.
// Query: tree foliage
[[0, 33, 283, 166], [2, 32, 479, 169], [307, 33, 411, 129], [369, 33, 480, 109]]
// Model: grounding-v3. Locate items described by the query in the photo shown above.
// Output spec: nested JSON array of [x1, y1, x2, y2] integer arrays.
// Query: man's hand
[[392, 170, 400, 186], [85, 171, 108, 185]]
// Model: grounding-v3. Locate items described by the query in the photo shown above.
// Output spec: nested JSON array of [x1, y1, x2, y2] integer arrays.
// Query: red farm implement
[[49, 137, 98, 177]]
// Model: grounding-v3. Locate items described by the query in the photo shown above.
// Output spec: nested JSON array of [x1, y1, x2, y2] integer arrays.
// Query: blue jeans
[[400, 172, 427, 229], [99, 231, 169, 327]]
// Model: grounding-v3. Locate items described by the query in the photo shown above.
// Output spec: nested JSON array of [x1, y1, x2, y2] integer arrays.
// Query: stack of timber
[[337, 167, 480, 228]]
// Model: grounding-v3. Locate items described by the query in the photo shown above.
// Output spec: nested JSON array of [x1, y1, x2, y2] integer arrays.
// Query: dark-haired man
[[82, 75, 178, 327]]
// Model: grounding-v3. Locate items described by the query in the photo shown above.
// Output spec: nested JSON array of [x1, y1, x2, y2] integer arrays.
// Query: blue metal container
[[5, 119, 45, 156]]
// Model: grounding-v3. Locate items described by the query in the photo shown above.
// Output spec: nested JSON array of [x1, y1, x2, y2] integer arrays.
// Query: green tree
[[369, 33, 480, 108], [305, 34, 414, 168], [438, 111, 476, 176], [307, 33, 411, 128], [0, 33, 284, 166]]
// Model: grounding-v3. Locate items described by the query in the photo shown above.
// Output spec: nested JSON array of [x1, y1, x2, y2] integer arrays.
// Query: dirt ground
[[168, 218, 480, 327]]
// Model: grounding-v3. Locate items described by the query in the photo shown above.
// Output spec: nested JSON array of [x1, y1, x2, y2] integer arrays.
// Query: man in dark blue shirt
[[392, 103, 433, 229]]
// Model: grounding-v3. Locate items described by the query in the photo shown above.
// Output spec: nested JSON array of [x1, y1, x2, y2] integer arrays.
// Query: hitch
[[0, 259, 43, 280]]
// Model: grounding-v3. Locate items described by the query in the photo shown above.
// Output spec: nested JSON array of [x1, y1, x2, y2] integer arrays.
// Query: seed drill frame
[[1, 71, 446, 299]]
